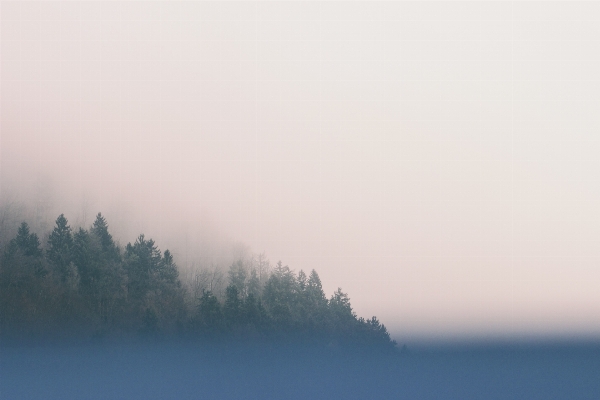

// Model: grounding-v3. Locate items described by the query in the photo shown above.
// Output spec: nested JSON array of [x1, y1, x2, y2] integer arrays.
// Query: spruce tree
[[228, 260, 247, 299], [90, 213, 119, 262], [47, 214, 74, 281], [223, 284, 242, 328], [247, 268, 261, 298], [307, 270, 327, 307], [197, 290, 222, 334], [125, 234, 162, 301], [10, 222, 42, 258]]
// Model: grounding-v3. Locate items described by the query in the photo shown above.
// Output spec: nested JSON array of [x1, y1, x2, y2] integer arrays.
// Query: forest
[[0, 213, 396, 350]]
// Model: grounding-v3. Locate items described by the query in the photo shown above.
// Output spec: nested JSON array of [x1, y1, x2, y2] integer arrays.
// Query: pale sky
[[2, 1, 600, 340]]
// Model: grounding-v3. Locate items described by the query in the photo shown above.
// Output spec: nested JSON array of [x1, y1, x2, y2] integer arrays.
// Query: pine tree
[[0, 223, 47, 332], [223, 284, 242, 328], [90, 213, 119, 262], [243, 292, 263, 330], [125, 234, 162, 300], [197, 290, 222, 334], [247, 268, 261, 298], [228, 260, 247, 299], [8, 222, 42, 258], [263, 261, 297, 329], [47, 214, 74, 281], [307, 270, 327, 307], [159, 250, 179, 287], [72, 228, 92, 285]]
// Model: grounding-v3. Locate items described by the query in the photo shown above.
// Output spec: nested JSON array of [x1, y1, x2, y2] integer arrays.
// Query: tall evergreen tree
[[159, 250, 179, 287], [329, 288, 357, 339], [72, 228, 93, 286], [243, 292, 264, 331], [47, 214, 74, 281], [5, 222, 42, 259], [306, 270, 327, 307], [0, 223, 48, 332], [303, 270, 329, 331], [223, 284, 242, 328], [90, 212, 119, 262], [125, 234, 162, 300], [297, 270, 307, 291], [228, 260, 247, 299], [247, 268, 261, 298], [263, 261, 297, 329], [124, 235, 184, 332], [197, 290, 223, 334]]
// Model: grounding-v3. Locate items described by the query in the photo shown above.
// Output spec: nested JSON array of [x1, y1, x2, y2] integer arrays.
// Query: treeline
[[0, 213, 395, 350]]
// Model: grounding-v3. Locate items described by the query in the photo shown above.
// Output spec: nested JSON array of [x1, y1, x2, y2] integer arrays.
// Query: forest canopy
[[0, 213, 395, 350]]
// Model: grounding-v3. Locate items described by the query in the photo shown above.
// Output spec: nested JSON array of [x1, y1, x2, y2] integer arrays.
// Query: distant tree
[[159, 250, 180, 287], [361, 316, 395, 347], [124, 234, 162, 301], [72, 228, 93, 288], [1, 222, 51, 335], [297, 270, 307, 291], [329, 288, 354, 319], [90, 213, 119, 262], [12, 222, 43, 258], [228, 260, 247, 299], [72, 224, 126, 329], [255, 252, 271, 287], [223, 284, 242, 328], [263, 261, 298, 329], [46, 214, 74, 281], [246, 267, 261, 298], [1, 222, 41, 267], [294, 270, 309, 329], [3, 223, 43, 276], [124, 235, 184, 332], [188, 264, 225, 304], [196, 290, 222, 334], [243, 292, 266, 332], [328, 287, 359, 341], [306, 269, 327, 307]]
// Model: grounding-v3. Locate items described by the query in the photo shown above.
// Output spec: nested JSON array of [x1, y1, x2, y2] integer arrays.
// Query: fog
[[2, 2, 600, 340]]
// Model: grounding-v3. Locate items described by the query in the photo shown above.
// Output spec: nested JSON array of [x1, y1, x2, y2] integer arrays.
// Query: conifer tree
[[125, 234, 162, 299], [72, 228, 92, 286], [223, 284, 242, 327], [47, 214, 74, 281], [8, 222, 42, 258], [228, 260, 247, 299], [159, 250, 179, 287], [247, 268, 261, 298], [0, 222, 47, 330], [197, 290, 222, 334], [243, 292, 263, 330], [263, 261, 297, 329], [90, 213, 119, 262], [307, 269, 327, 307]]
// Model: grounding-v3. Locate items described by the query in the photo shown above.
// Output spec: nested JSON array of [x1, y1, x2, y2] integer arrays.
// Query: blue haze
[[2, 340, 600, 399]]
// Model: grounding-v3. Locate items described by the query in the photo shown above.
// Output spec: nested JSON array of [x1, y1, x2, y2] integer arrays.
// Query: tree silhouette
[[46, 214, 74, 281], [197, 290, 223, 335], [12, 222, 42, 258], [1, 213, 397, 351]]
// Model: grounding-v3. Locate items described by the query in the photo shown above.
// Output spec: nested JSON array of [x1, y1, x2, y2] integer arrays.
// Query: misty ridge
[[0, 207, 396, 351]]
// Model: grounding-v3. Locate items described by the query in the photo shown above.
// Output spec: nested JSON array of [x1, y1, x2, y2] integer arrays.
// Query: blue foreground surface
[[1, 340, 600, 399]]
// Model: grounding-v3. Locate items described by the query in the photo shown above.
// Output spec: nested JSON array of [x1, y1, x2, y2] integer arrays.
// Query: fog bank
[[3, 2, 600, 338]]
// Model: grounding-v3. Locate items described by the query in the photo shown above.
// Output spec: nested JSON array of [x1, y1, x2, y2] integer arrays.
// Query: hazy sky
[[2, 1, 600, 340]]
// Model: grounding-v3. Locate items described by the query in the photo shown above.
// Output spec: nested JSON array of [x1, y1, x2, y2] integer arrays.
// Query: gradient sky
[[2, 1, 600, 339]]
